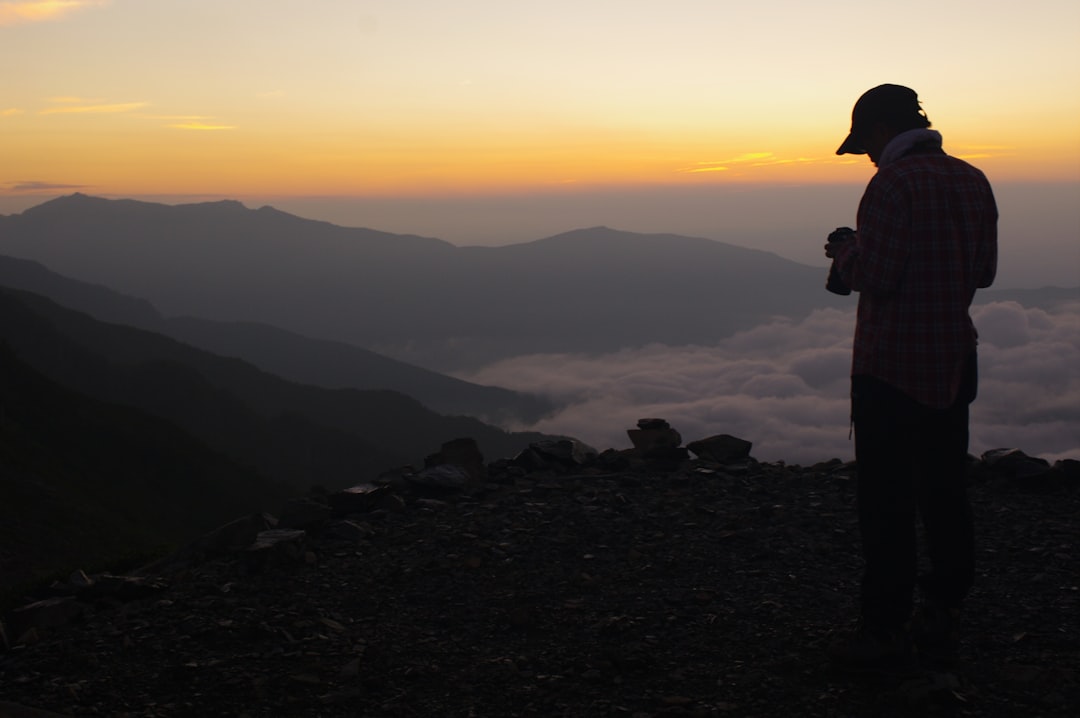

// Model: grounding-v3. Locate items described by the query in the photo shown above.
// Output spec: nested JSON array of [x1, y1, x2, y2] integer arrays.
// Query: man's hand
[[825, 226, 856, 258]]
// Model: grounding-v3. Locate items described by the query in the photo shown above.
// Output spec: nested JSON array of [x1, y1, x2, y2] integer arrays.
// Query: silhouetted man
[[824, 84, 998, 671]]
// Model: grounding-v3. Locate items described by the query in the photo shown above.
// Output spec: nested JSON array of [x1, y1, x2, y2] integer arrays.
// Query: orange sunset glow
[[2, 0, 1078, 203]]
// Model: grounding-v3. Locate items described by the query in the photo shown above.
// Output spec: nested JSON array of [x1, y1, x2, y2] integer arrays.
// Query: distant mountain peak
[[534, 225, 722, 249], [545, 226, 620, 239], [190, 198, 246, 209], [31, 191, 99, 208], [23, 194, 251, 218]]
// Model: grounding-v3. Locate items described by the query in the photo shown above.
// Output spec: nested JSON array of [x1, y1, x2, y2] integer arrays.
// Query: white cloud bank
[[459, 302, 1080, 466]]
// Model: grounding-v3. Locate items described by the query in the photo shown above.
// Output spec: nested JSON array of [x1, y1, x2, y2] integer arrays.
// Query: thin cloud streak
[[167, 122, 236, 131], [684, 153, 774, 173], [0, 0, 108, 27], [40, 101, 147, 115], [47, 96, 102, 104], [953, 144, 1014, 162], [4, 180, 87, 192], [458, 303, 1080, 466], [682, 153, 819, 174], [137, 114, 209, 121]]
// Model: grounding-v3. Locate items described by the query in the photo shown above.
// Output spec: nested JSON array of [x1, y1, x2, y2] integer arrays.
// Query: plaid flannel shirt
[[834, 134, 998, 409]]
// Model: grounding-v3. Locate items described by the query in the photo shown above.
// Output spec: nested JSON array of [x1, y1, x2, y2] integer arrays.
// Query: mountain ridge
[[0, 194, 851, 370], [0, 286, 556, 487], [0, 253, 553, 422]]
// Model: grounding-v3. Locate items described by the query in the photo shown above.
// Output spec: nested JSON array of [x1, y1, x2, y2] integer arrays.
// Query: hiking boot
[[911, 602, 961, 666], [827, 619, 917, 675]]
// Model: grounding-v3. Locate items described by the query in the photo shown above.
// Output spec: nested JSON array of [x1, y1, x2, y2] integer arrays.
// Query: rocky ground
[[1, 442, 1077, 718]]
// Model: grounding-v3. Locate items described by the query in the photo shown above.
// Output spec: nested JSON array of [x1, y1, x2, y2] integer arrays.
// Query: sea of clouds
[[458, 301, 1080, 466]]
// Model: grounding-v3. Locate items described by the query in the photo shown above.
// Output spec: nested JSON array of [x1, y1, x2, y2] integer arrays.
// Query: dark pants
[[851, 372, 976, 631]]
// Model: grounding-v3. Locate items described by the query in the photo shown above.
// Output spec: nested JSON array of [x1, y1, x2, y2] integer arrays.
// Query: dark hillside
[[0, 289, 555, 489], [0, 254, 159, 327], [0, 343, 293, 593], [158, 317, 554, 424], [0, 254, 554, 423], [0, 289, 402, 488]]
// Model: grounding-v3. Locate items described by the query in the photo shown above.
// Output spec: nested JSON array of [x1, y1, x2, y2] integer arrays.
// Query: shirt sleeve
[[975, 186, 998, 289], [835, 173, 910, 295]]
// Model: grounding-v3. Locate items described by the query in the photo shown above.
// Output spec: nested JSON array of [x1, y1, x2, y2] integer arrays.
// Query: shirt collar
[[879, 129, 943, 168]]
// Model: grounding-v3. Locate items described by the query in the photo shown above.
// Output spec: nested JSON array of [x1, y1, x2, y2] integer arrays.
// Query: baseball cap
[[836, 84, 928, 155]]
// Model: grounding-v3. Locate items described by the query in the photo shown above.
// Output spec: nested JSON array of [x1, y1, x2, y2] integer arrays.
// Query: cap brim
[[836, 132, 866, 156]]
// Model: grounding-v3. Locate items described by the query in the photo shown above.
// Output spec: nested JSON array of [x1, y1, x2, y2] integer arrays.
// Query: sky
[[457, 300, 1080, 466], [1, 0, 1078, 198]]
